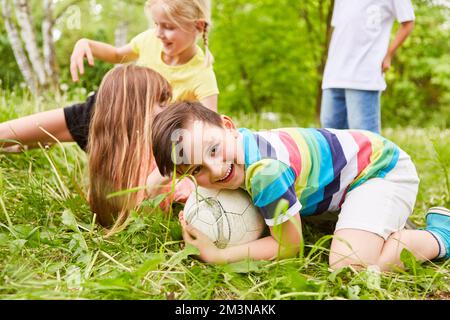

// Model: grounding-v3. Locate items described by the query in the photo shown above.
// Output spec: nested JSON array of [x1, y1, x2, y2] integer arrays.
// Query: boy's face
[[175, 117, 246, 190]]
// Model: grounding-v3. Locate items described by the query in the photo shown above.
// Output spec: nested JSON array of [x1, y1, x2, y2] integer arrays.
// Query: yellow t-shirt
[[130, 29, 219, 102]]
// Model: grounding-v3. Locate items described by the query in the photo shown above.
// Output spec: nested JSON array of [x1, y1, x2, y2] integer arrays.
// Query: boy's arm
[[382, 20, 414, 72], [180, 212, 302, 264], [70, 39, 138, 81]]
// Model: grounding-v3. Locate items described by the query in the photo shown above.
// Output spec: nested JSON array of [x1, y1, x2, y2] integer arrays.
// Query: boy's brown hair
[[152, 101, 222, 177]]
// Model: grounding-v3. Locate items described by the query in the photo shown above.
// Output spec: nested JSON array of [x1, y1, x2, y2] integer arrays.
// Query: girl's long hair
[[87, 64, 172, 234]]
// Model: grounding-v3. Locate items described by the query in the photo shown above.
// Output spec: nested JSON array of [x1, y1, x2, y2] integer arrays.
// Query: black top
[[63, 93, 96, 151]]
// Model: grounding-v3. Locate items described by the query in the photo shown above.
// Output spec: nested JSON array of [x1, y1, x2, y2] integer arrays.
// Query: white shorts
[[335, 150, 420, 240]]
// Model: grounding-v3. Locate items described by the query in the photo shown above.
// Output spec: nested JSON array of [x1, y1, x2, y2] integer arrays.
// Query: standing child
[[321, 0, 415, 133], [151, 102, 450, 271], [1, 0, 218, 232]]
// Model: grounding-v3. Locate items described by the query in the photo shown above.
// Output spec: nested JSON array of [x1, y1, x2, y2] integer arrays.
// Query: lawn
[[0, 94, 449, 300]]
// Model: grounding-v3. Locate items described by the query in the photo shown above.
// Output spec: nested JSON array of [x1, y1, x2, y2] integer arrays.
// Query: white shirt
[[322, 0, 415, 91]]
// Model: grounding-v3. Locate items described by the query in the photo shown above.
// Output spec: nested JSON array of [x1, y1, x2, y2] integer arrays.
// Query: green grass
[[0, 94, 449, 300]]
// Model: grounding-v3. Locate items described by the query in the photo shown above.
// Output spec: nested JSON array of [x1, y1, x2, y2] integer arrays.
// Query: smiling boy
[[152, 101, 450, 271]]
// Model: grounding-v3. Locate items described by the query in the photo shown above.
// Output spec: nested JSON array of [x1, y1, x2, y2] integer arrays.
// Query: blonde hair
[[146, 0, 214, 67], [87, 64, 172, 234]]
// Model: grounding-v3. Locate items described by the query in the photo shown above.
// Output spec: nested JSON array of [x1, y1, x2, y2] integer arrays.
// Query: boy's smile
[[176, 118, 246, 190], [218, 163, 234, 183]]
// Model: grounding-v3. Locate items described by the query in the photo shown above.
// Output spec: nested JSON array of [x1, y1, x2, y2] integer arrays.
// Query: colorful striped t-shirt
[[240, 127, 400, 226]]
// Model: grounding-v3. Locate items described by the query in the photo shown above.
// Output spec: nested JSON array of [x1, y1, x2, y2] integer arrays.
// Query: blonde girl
[[71, 0, 218, 110]]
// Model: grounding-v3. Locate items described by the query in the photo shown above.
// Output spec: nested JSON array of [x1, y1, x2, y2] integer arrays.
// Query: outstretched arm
[[382, 20, 414, 72], [180, 212, 302, 264], [0, 108, 73, 152], [70, 39, 138, 81]]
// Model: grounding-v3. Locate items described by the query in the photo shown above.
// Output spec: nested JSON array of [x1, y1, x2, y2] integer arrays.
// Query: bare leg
[[329, 228, 440, 272], [0, 108, 73, 151], [329, 229, 384, 270], [377, 230, 439, 271]]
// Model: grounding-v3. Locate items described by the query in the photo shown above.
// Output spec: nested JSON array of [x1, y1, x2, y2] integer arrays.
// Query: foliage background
[[0, 0, 448, 127]]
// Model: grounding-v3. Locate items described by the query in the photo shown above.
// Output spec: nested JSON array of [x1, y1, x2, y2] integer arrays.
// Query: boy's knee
[[375, 231, 402, 269], [328, 257, 347, 271], [328, 255, 366, 271]]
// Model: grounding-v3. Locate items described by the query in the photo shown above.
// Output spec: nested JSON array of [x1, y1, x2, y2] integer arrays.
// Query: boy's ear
[[221, 115, 236, 130]]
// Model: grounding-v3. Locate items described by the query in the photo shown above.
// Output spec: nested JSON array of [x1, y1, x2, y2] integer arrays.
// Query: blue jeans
[[320, 88, 381, 133]]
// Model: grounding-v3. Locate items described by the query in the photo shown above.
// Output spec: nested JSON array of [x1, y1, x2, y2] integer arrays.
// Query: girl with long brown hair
[[87, 64, 175, 231]]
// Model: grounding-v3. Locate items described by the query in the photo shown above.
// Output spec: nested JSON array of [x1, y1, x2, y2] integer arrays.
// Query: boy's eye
[[210, 145, 218, 156], [191, 166, 202, 176]]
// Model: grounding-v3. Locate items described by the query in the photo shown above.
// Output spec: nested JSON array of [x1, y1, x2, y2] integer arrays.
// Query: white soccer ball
[[183, 186, 266, 249]]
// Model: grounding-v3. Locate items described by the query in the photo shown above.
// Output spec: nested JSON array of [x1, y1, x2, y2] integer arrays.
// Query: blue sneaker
[[425, 207, 450, 259]]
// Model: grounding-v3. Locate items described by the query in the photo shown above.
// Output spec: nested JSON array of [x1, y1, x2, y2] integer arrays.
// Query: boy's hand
[[70, 39, 95, 82], [179, 211, 226, 264], [382, 53, 392, 73]]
